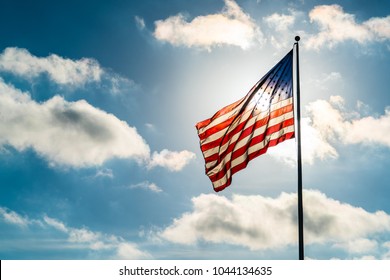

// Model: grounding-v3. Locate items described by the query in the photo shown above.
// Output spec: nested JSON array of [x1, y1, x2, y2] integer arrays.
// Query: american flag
[[196, 50, 294, 192]]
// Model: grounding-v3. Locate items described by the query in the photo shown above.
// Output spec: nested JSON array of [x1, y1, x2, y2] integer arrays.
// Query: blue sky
[[1, 0, 390, 260]]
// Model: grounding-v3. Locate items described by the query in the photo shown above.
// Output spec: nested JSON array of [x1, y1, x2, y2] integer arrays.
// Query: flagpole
[[294, 36, 304, 260]]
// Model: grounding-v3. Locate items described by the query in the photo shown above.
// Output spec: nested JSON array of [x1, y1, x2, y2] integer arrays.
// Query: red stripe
[[200, 103, 293, 152], [207, 120, 294, 181], [195, 96, 246, 131], [198, 114, 239, 141], [202, 109, 294, 166], [226, 131, 294, 181], [211, 131, 295, 192], [204, 116, 294, 174]]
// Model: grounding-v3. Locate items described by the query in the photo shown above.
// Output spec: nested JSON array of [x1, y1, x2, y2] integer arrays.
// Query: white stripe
[[203, 110, 294, 159], [197, 82, 263, 135], [199, 97, 293, 146], [210, 125, 295, 188], [199, 103, 255, 145], [231, 125, 295, 167], [207, 123, 294, 175], [205, 115, 293, 171], [197, 98, 247, 135]]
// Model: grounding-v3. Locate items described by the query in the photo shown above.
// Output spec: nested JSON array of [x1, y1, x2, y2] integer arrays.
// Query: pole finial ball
[[295, 36, 301, 42]]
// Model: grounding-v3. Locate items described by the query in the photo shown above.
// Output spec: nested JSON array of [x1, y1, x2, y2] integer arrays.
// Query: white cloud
[[307, 96, 390, 148], [43, 215, 68, 233], [0, 47, 102, 86], [160, 190, 390, 255], [365, 16, 390, 40], [145, 123, 156, 131], [333, 238, 378, 254], [129, 181, 163, 193], [0, 78, 195, 170], [267, 117, 338, 166], [106, 74, 139, 95], [0, 207, 30, 227], [0, 47, 195, 171], [0, 78, 150, 167], [94, 168, 114, 179], [272, 95, 390, 166], [43, 217, 151, 259], [264, 12, 295, 32], [310, 72, 343, 92], [68, 228, 101, 244], [0, 47, 139, 95], [263, 9, 305, 50], [148, 149, 196, 171], [383, 241, 390, 249], [0, 210, 151, 259], [306, 5, 390, 49], [116, 242, 150, 259], [135, 16, 146, 30], [344, 109, 390, 146], [153, 0, 263, 50]]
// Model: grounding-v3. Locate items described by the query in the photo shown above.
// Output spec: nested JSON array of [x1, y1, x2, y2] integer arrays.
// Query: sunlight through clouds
[[269, 95, 390, 166]]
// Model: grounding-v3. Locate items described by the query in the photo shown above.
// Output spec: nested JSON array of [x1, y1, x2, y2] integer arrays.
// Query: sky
[[1, 0, 390, 260]]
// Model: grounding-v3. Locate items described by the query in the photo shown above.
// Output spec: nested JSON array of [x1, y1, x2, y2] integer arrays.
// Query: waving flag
[[196, 50, 294, 192]]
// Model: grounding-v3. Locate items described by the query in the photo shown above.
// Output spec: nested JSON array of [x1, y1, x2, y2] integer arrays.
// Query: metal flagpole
[[294, 36, 304, 260]]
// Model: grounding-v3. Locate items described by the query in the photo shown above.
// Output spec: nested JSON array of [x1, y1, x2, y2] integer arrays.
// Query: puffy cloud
[[0, 47, 195, 171], [307, 96, 390, 148], [148, 149, 196, 171], [154, 0, 263, 50], [270, 95, 390, 166], [0, 79, 150, 167], [160, 190, 390, 255], [0, 78, 195, 170], [306, 5, 390, 49], [0, 47, 102, 86], [0, 47, 138, 95], [365, 16, 390, 39], [343, 109, 390, 146]]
